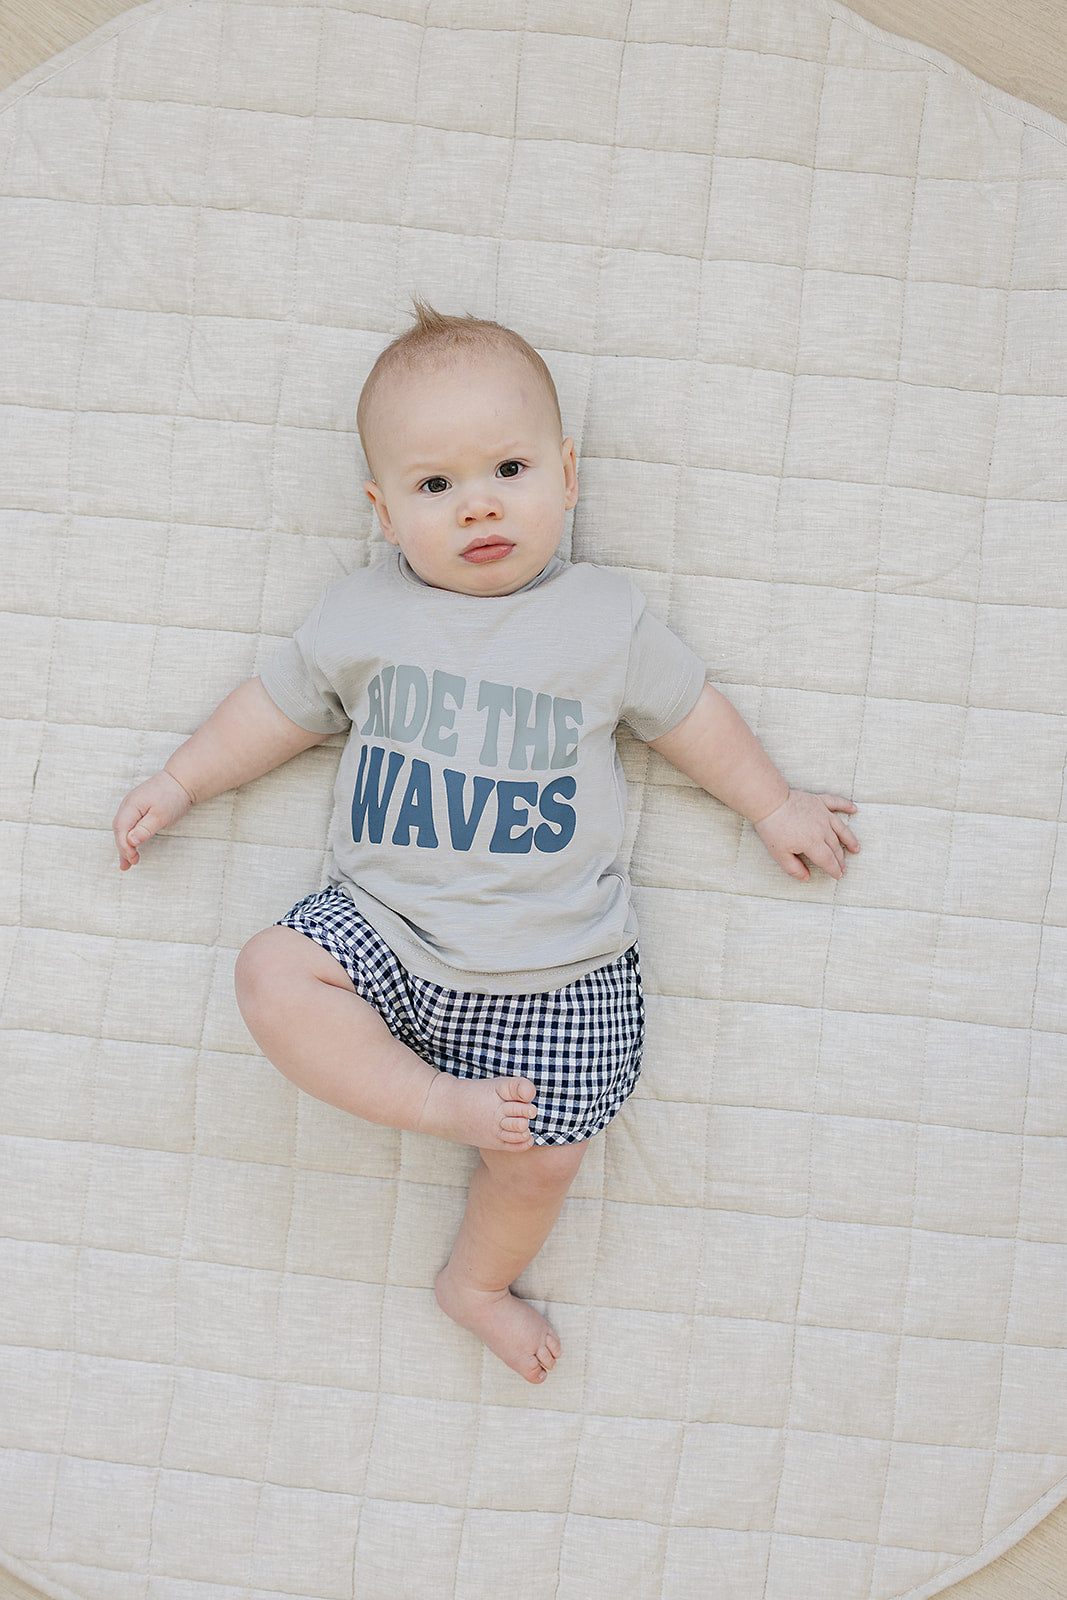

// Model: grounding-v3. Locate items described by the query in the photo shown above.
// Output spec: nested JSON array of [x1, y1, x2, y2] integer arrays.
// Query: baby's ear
[[561, 438, 578, 509], [363, 479, 396, 541]]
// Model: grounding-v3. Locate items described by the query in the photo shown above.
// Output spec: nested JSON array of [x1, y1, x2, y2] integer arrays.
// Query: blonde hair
[[357, 301, 562, 470]]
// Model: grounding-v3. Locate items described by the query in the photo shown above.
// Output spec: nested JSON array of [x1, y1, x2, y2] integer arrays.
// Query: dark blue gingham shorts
[[277, 885, 643, 1146]]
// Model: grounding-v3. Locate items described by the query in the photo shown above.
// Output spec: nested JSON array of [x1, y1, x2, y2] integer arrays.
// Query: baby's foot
[[417, 1073, 537, 1150], [435, 1268, 561, 1383]]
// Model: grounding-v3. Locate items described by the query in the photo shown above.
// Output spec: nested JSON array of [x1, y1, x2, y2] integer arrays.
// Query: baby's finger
[[820, 793, 857, 814]]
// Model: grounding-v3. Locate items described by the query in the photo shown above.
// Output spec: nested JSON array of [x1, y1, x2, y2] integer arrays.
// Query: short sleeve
[[259, 601, 351, 735], [619, 602, 707, 741]]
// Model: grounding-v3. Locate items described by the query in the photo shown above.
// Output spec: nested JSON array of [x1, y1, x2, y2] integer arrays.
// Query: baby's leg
[[435, 1139, 588, 1383], [235, 926, 537, 1151]]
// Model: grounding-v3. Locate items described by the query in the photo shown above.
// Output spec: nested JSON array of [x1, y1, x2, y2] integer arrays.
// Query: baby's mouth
[[461, 537, 515, 563]]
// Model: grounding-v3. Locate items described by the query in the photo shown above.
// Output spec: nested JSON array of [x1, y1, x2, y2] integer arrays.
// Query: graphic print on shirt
[[352, 664, 583, 855]]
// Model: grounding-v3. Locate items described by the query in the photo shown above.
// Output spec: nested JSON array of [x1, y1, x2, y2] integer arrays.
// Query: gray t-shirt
[[260, 551, 706, 992]]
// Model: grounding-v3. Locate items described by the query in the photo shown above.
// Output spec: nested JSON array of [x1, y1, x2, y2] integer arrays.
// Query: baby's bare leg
[[234, 926, 537, 1151], [435, 1139, 588, 1383]]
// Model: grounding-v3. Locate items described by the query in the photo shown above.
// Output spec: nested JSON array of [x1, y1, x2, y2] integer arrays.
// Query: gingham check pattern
[[277, 886, 644, 1146]]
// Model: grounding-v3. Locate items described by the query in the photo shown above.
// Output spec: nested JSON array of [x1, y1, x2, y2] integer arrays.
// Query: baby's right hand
[[112, 771, 193, 870]]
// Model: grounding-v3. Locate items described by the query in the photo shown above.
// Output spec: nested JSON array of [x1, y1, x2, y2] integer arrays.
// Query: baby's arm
[[647, 683, 859, 881], [113, 677, 327, 870]]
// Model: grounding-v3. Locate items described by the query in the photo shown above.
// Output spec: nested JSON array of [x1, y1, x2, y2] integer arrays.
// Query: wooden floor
[[1, 3, 1066, 1599]]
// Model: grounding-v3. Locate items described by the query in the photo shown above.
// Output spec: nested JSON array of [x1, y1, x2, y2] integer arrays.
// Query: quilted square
[[353, 1498, 464, 1597], [183, 1154, 294, 1269], [807, 170, 915, 276], [274, 1275, 384, 1390], [265, 1383, 377, 1493], [707, 158, 813, 266], [878, 1442, 991, 1553], [698, 261, 802, 371], [902, 1230, 1016, 1342], [911, 178, 1018, 287], [687, 1315, 794, 1428], [980, 501, 1067, 608], [893, 1336, 1002, 1447], [317, 12, 422, 119], [0, 198, 101, 303], [285, 1170, 398, 1280], [306, 117, 414, 224], [517, 32, 623, 144], [698, 1212, 807, 1323], [81, 1145, 191, 1256], [557, 1516, 669, 1600], [415, 29, 522, 137], [919, 74, 1025, 181], [607, 148, 711, 256], [48, 1457, 156, 1568], [791, 1326, 899, 1438], [506, 137, 612, 246], [467, 1405, 582, 1511], [688, 364, 793, 476], [571, 1416, 685, 1521], [797, 1219, 912, 1335], [5, 96, 109, 201], [162, 1367, 274, 1478], [0, 1030, 97, 1143], [453, 1511, 566, 1599], [816, 65, 926, 176], [705, 1106, 811, 1217], [73, 1249, 178, 1364], [617, 43, 722, 154], [0, 303, 85, 410], [775, 1431, 891, 1543], [250, 1484, 361, 1596], [0, 1348, 72, 1454], [797, 270, 904, 380], [718, 51, 823, 166], [175, 1261, 282, 1378], [114, 4, 225, 104], [148, 1470, 262, 1582], [582, 1309, 693, 1421], [672, 1422, 783, 1527], [0, 1137, 88, 1246], [596, 253, 702, 359], [899, 281, 1006, 391], [593, 1199, 705, 1310], [103, 101, 215, 207]]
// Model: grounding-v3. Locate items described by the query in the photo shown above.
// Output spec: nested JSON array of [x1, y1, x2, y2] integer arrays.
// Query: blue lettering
[[490, 780, 538, 854], [391, 758, 438, 847], [350, 744, 405, 843], [534, 776, 577, 852], [443, 768, 494, 851]]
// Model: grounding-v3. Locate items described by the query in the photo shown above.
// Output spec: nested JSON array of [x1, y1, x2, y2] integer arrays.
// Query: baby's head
[[358, 303, 577, 597]]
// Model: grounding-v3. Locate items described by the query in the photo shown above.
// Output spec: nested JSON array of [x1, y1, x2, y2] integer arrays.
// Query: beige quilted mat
[[3, 2, 1067, 1597]]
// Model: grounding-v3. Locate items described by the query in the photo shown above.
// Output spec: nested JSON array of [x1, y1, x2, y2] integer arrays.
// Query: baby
[[113, 304, 859, 1384]]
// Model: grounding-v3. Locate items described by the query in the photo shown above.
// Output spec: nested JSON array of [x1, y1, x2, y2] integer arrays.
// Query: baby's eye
[[419, 476, 450, 494], [497, 460, 524, 479]]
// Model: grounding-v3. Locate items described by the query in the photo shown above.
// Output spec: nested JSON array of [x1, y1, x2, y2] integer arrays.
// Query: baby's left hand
[[753, 791, 860, 881]]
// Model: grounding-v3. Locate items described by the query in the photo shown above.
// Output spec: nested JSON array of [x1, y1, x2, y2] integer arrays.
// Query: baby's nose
[[459, 489, 502, 523]]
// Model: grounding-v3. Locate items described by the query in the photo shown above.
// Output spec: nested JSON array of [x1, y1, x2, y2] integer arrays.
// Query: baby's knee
[[487, 1138, 587, 1200], [233, 926, 287, 1016]]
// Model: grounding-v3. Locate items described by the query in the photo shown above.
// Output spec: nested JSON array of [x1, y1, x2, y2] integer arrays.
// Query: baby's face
[[362, 352, 577, 597]]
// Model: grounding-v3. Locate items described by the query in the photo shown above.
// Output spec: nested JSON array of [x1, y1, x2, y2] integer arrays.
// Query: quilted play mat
[[3, 1, 1067, 1597]]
